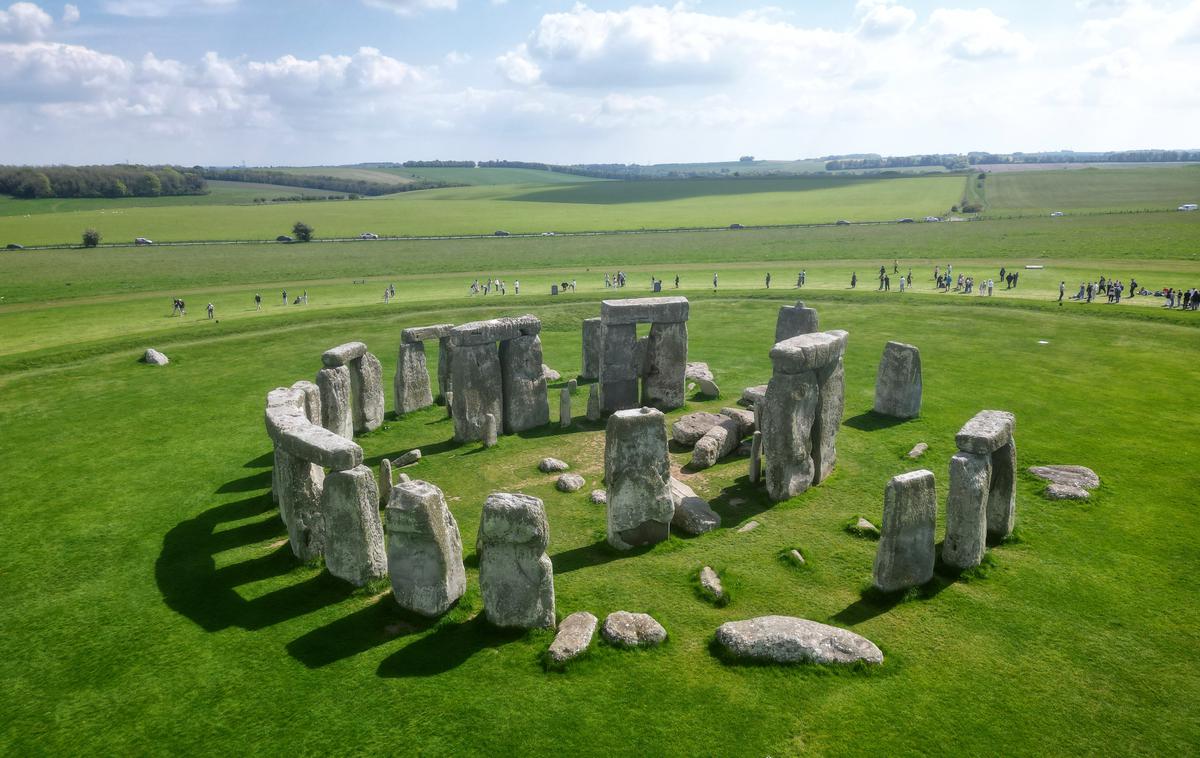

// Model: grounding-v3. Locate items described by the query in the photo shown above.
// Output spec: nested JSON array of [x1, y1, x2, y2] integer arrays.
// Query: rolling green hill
[[982, 166, 1200, 215]]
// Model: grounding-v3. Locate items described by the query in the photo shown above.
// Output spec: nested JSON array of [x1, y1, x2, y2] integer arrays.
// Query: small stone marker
[[699, 566, 725, 602], [872, 470, 936, 593], [538, 457, 569, 473], [601, 611, 667, 648], [556, 473, 585, 492], [394, 449, 421, 467], [788, 549, 805, 566], [849, 516, 879, 538], [737, 520, 760, 534], [483, 413, 498, 448], [142, 348, 169, 365], [559, 387, 571, 428], [547, 611, 598, 666], [477, 492, 555, 629], [714, 616, 883, 665], [907, 442, 929, 460]]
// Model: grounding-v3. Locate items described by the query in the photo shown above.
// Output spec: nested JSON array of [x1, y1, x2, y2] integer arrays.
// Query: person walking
[[674, 274, 679, 289], [796, 272, 802, 288], [1058, 281, 1065, 302], [713, 272, 718, 291], [254, 293, 262, 310], [801, 269, 806, 287], [765, 272, 771, 289], [851, 272, 857, 289], [206, 302, 214, 319]]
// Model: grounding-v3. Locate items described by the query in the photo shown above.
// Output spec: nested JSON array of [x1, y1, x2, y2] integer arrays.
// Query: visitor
[[713, 273, 718, 291], [302, 290, 308, 304], [851, 272, 857, 288], [206, 302, 214, 319], [254, 293, 262, 310], [898, 276, 906, 292], [801, 270, 807, 287], [883, 274, 890, 292], [282, 290, 287, 305], [674, 274, 680, 289], [796, 272, 802, 288], [765, 273, 771, 289], [1059, 281, 1065, 302], [514, 280, 520, 295]]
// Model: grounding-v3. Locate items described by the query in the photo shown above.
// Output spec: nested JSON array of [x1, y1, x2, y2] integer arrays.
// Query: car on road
[[541, 231, 555, 236], [1180, 203, 1198, 211], [924, 216, 941, 222], [1050, 211, 1064, 217], [358, 232, 379, 239], [276, 235, 293, 243], [729, 223, 745, 229], [135, 237, 154, 245], [897, 217, 914, 223], [494, 230, 510, 236], [835, 219, 851, 225], [6, 243, 24, 250]]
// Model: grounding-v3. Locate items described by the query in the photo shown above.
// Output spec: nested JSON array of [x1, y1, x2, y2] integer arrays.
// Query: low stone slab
[[699, 566, 724, 601], [589, 489, 607, 504], [401, 323, 454, 343], [691, 417, 741, 470], [847, 517, 879, 538], [601, 611, 667, 648], [737, 520, 760, 534], [1046, 483, 1090, 500], [547, 611, 598, 666], [673, 497, 720, 536], [538, 457, 569, 473], [685, 362, 719, 396], [714, 616, 883, 665], [142, 348, 169, 365], [394, 449, 421, 467], [600, 296, 689, 325], [739, 385, 767, 408], [321, 341, 367, 367], [769, 331, 847, 375], [671, 412, 725, 447], [1028, 465, 1099, 492], [955, 410, 1015, 455], [907, 442, 929, 460], [719, 407, 756, 437], [556, 473, 585, 492]]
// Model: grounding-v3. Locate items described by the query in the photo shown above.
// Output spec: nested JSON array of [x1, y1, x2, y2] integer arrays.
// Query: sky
[[0, 0, 1198, 166]]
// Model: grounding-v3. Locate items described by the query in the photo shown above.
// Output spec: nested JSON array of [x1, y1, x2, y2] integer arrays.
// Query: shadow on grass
[[830, 542, 972, 626], [287, 596, 433, 669], [243, 451, 274, 468], [550, 538, 654, 574], [376, 615, 526, 678], [215, 469, 272, 494], [843, 411, 910, 432]]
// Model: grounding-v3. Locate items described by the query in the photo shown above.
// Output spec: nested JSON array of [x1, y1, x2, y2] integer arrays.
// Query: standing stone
[[811, 346, 846, 484], [436, 337, 453, 403], [276, 449, 326, 562], [394, 341, 434, 415], [567, 378, 578, 394], [379, 458, 393, 504], [691, 417, 741, 470], [477, 492, 555, 629], [499, 334, 550, 433], [599, 322, 639, 413], [872, 470, 937, 592], [586, 383, 601, 421], [774, 301, 819, 343], [316, 365, 353, 439], [321, 465, 387, 586], [873, 341, 922, 419], [943, 452, 991, 570], [351, 352, 385, 433], [385, 479, 466, 617], [642, 321, 688, 411], [483, 413, 498, 448], [444, 391, 453, 418], [749, 431, 763, 484], [761, 370, 819, 501], [291, 380, 322, 424], [581, 318, 602, 381], [559, 386, 572, 429], [450, 342, 503, 443], [987, 439, 1017, 542], [605, 407, 673, 550]]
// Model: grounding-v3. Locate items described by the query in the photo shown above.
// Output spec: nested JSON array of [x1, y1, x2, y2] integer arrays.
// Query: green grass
[[0, 181, 346, 218], [982, 165, 1200, 215], [0, 173, 966, 246], [1, 290, 1198, 755], [399, 166, 606, 186]]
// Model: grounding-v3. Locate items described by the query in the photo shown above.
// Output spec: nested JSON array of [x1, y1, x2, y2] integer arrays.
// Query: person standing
[[254, 293, 262, 310], [713, 272, 718, 291], [302, 289, 308, 304], [282, 290, 287, 305], [796, 272, 802, 288], [765, 272, 771, 289], [851, 272, 857, 289], [884, 274, 890, 292], [674, 274, 679, 289], [1059, 281, 1065, 302], [206, 302, 214, 319], [514, 280, 520, 295]]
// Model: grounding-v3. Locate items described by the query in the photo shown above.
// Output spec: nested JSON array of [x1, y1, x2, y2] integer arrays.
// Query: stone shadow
[[550, 538, 654, 574], [830, 542, 958, 626], [215, 469, 272, 494], [287, 595, 435, 669], [376, 615, 525, 678], [843, 411, 909, 432]]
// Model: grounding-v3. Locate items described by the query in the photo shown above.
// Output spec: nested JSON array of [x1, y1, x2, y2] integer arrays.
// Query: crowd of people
[[469, 277, 519, 296]]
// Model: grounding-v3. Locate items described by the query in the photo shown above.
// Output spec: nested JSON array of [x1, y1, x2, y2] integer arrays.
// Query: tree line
[[198, 168, 458, 196], [0, 165, 206, 199], [825, 149, 1200, 171]]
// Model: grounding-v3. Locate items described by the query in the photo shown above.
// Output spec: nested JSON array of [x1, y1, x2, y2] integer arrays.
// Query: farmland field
[[981, 165, 1200, 215]]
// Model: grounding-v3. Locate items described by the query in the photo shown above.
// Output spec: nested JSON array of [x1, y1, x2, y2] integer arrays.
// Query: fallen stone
[[955, 410, 1015, 455], [477, 492, 556, 629], [543, 364, 561, 382], [539, 457, 569, 473], [714, 616, 883, 665], [699, 566, 725, 601], [1028, 465, 1099, 492], [385, 479, 466, 617], [788, 549, 806, 566], [671, 412, 725, 447], [601, 611, 667, 648], [142, 348, 169, 365], [685, 362, 720, 396], [691, 417, 741, 470], [547, 611, 598, 666], [1045, 483, 1090, 500], [872, 469, 936, 593], [719, 407, 756, 437], [321, 465, 387, 587], [321, 341, 367, 368], [873, 341, 922, 419], [672, 495, 720, 536], [394, 449, 421, 467], [605, 407, 673, 550], [589, 489, 607, 504], [737, 520, 760, 534], [907, 442, 929, 460], [739, 384, 768, 409], [556, 473, 585, 492]]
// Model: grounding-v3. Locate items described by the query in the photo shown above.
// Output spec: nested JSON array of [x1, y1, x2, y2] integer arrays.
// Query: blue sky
[[1, 0, 1197, 165]]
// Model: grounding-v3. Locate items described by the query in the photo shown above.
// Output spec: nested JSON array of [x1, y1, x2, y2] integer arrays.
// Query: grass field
[[0, 173, 966, 246], [982, 165, 1200, 215], [0, 181, 342, 218]]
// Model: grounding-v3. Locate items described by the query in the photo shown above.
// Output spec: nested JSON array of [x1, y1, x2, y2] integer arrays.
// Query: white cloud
[[0, 2, 55, 40], [925, 8, 1031, 60], [102, 0, 237, 18], [855, 0, 915, 38], [362, 0, 456, 15], [443, 50, 470, 65], [496, 43, 541, 85], [62, 3, 78, 24]]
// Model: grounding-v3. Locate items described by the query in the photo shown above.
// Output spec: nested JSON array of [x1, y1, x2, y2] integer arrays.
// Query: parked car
[[924, 216, 941, 222], [729, 223, 744, 229], [897, 218, 914, 223], [1179, 203, 1198, 211], [1050, 211, 1065, 217], [135, 237, 154, 245], [6, 243, 24, 250], [494, 230, 510, 236], [835, 219, 851, 225], [358, 232, 379, 239], [276, 235, 293, 243], [541, 231, 556, 236]]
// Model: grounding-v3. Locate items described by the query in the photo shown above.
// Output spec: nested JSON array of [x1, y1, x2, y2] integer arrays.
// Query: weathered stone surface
[[872, 470, 936, 593], [316, 365, 353, 439], [685, 362, 719, 396], [739, 384, 767, 408], [601, 611, 667, 648], [589, 489, 607, 504], [669, 478, 720, 535], [714, 616, 883, 665], [275, 448, 326, 561], [450, 341, 504, 442], [567, 378, 577, 394], [477, 493, 555, 629], [499, 334, 549, 433], [436, 337, 453, 402], [605, 407, 673, 550], [600, 296, 689, 325], [586, 383, 601, 421], [987, 440, 1017, 541], [699, 566, 725, 601], [671, 412, 724, 447], [351, 352, 385, 433], [321, 341, 367, 368], [873, 341, 922, 419], [789, 549, 806, 566], [396, 472, 411, 484], [691, 417, 741, 470], [769, 331, 847, 375], [265, 387, 363, 470], [720, 407, 756, 437], [811, 350, 846, 485], [559, 386, 572, 428], [548, 611, 598, 665], [749, 430, 763, 484], [542, 364, 561, 382], [737, 520, 761, 533], [291, 380, 322, 424], [955, 410, 1015, 455], [774, 301, 819, 343], [394, 449, 421, 467], [1046, 483, 1090, 500], [394, 341, 434, 415], [907, 442, 929, 460], [761, 370, 819, 501], [581, 318, 602, 380], [451, 315, 541, 346], [483, 413, 498, 448], [142, 348, 169, 365], [321, 466, 387, 586], [385, 479, 466, 617], [444, 391, 453, 417], [1028, 465, 1099, 492], [539, 457, 569, 473], [642, 321, 688, 410], [599, 322, 638, 413], [943, 451, 991, 569], [379, 458, 393, 504], [849, 517, 879, 538], [556, 473, 585, 492], [401, 323, 454, 343]]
